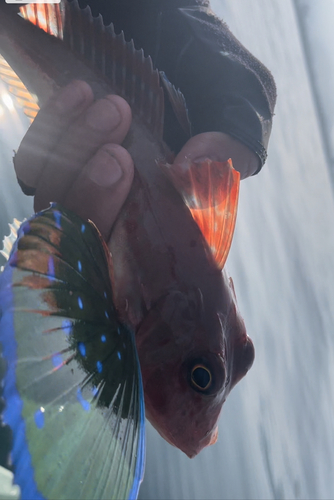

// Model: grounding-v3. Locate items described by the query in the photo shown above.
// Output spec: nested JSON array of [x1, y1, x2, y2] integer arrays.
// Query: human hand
[[173, 131, 260, 180], [14, 80, 134, 242], [14, 80, 259, 244]]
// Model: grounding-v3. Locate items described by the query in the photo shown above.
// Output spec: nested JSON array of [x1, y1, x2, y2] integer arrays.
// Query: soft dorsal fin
[[160, 159, 240, 270]]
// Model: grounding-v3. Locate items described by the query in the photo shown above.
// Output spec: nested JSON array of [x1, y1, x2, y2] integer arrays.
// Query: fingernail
[[54, 81, 88, 113], [88, 148, 123, 187], [85, 99, 121, 131]]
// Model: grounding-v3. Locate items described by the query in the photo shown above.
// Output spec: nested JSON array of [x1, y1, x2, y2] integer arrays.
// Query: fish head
[[136, 270, 254, 458]]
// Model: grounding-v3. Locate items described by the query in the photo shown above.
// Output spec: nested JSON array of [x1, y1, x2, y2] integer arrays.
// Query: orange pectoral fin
[[160, 158, 240, 270]]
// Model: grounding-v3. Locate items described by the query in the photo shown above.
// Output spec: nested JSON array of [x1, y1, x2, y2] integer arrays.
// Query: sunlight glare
[[1, 93, 14, 111]]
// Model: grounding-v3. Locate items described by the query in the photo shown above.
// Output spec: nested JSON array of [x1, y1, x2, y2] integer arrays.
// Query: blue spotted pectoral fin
[[0, 204, 145, 500]]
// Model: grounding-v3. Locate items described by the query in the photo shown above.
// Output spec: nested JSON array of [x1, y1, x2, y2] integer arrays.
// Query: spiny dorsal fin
[[160, 159, 240, 270], [1, 218, 23, 262], [63, 0, 164, 139]]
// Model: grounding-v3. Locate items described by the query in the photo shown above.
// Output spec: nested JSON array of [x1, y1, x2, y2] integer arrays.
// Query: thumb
[[62, 144, 134, 242], [173, 132, 260, 179]]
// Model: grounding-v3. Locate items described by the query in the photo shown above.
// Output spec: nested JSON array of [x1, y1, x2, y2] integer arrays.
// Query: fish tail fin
[[19, 4, 64, 39], [0, 54, 40, 122], [0, 4, 64, 122]]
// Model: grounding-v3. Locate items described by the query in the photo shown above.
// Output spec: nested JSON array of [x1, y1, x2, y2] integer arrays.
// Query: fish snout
[[142, 351, 227, 458], [181, 425, 219, 458]]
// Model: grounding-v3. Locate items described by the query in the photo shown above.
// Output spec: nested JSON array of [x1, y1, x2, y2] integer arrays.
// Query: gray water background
[[0, 0, 333, 499], [139, 1, 334, 498]]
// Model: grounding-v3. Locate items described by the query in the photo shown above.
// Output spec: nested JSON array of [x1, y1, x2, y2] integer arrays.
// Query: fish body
[[110, 161, 254, 458], [0, 1, 255, 457]]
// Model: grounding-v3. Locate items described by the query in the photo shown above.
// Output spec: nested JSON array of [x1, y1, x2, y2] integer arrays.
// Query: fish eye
[[190, 364, 212, 391], [185, 354, 226, 395]]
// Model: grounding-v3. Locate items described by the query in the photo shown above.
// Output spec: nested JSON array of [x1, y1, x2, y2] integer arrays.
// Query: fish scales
[[0, 0, 255, 458]]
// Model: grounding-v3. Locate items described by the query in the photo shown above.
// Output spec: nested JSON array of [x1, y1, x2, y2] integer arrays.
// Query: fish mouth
[[156, 424, 217, 458], [145, 400, 219, 458]]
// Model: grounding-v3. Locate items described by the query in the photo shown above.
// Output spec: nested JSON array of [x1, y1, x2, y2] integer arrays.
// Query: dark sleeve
[[86, 0, 277, 172]]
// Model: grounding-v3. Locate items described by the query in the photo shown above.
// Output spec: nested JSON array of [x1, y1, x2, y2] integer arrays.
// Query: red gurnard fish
[[0, 1, 255, 457]]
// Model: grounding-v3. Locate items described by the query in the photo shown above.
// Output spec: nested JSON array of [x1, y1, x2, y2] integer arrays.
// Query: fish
[[0, 204, 145, 500], [0, 0, 255, 459]]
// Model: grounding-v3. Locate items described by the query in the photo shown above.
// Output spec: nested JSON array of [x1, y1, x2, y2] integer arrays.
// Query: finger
[[34, 94, 132, 211], [61, 144, 134, 242], [173, 132, 260, 179], [14, 80, 94, 192]]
